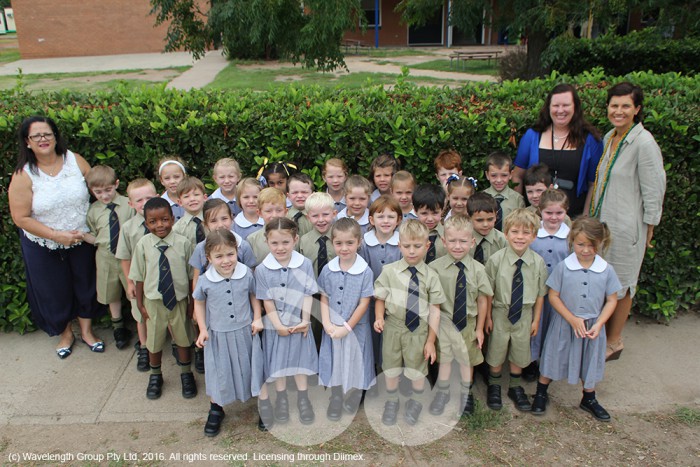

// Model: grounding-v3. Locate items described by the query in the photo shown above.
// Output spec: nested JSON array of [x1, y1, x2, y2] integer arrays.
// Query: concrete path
[[166, 50, 230, 90]]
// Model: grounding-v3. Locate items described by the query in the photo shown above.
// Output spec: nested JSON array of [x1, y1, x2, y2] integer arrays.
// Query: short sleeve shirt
[[374, 259, 446, 320], [318, 256, 374, 324], [87, 194, 135, 253], [485, 246, 547, 310], [172, 211, 204, 247], [116, 213, 149, 261], [429, 255, 493, 320], [469, 228, 507, 263], [298, 229, 337, 277], [193, 263, 255, 332]]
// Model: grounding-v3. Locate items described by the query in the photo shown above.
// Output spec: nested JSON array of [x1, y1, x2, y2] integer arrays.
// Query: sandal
[[606, 338, 624, 362], [81, 337, 105, 353], [56, 337, 75, 359]]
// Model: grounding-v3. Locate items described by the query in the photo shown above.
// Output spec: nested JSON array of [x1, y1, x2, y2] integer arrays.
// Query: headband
[[158, 160, 187, 176], [256, 159, 299, 187]]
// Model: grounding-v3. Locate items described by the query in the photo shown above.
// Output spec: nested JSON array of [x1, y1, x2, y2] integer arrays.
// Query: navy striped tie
[[406, 266, 420, 332], [157, 245, 177, 311], [453, 262, 467, 331], [508, 259, 524, 324], [193, 217, 205, 243], [317, 236, 328, 275], [107, 203, 119, 255], [473, 238, 486, 264], [426, 234, 437, 263], [495, 196, 504, 231]]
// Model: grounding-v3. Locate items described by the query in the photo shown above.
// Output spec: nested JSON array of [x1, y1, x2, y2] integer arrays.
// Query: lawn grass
[[410, 58, 498, 75], [0, 48, 20, 63]]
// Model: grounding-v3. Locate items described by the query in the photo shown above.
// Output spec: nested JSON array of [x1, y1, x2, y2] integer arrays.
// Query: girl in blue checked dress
[[193, 230, 263, 437], [532, 217, 621, 422], [319, 218, 376, 421]]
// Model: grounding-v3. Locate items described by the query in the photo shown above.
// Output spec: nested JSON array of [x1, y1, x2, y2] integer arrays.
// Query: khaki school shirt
[[374, 258, 446, 320], [484, 246, 547, 311], [428, 224, 448, 260], [247, 228, 271, 264], [484, 186, 525, 220], [298, 228, 336, 276], [172, 211, 204, 247], [115, 213, 148, 261], [468, 228, 507, 263], [430, 255, 493, 320], [87, 194, 134, 253], [287, 207, 313, 237]]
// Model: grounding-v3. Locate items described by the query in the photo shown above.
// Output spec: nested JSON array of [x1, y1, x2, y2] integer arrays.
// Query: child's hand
[[476, 329, 485, 349], [568, 316, 587, 338], [196, 330, 209, 348], [424, 341, 436, 364], [275, 325, 290, 337], [485, 316, 493, 334], [252, 319, 264, 335], [139, 306, 149, 322], [331, 325, 349, 340], [289, 321, 310, 337], [323, 321, 334, 336], [373, 319, 385, 333], [530, 320, 539, 337], [586, 322, 602, 339], [126, 282, 136, 300]]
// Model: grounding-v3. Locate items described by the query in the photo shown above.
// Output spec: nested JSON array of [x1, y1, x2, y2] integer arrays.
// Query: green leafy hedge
[[1, 69, 698, 332], [542, 29, 700, 76]]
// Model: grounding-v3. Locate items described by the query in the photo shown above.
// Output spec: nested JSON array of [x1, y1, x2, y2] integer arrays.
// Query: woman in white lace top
[[9, 116, 105, 359]]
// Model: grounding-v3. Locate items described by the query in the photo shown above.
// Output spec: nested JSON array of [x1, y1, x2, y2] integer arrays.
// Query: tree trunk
[[524, 28, 548, 79]]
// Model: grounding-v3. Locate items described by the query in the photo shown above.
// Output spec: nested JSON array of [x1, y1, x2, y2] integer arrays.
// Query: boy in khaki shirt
[[298, 192, 337, 277], [285, 173, 314, 237], [248, 187, 288, 263], [467, 193, 507, 265], [483, 152, 526, 231]]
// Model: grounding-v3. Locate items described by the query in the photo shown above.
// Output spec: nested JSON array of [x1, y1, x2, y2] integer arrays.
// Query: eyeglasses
[[28, 133, 55, 142]]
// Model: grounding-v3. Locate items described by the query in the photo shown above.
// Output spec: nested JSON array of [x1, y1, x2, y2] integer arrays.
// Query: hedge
[[1, 69, 698, 333]]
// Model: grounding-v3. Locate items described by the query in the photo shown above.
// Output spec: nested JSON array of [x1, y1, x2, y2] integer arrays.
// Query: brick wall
[[13, 0, 207, 59]]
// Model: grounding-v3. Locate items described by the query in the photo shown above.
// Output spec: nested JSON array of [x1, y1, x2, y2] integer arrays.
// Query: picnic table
[[449, 50, 503, 69], [342, 39, 370, 55]]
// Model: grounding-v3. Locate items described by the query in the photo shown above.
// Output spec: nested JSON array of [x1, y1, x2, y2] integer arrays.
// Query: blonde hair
[[213, 157, 241, 177], [344, 175, 372, 196], [257, 187, 286, 209], [236, 178, 262, 208], [86, 165, 117, 188], [568, 216, 612, 254], [175, 176, 206, 198], [330, 217, 362, 242], [126, 178, 156, 196], [305, 192, 335, 212], [399, 219, 429, 242], [443, 214, 474, 237], [391, 170, 415, 189], [157, 156, 187, 176], [323, 158, 348, 176], [538, 188, 569, 211], [503, 208, 539, 234]]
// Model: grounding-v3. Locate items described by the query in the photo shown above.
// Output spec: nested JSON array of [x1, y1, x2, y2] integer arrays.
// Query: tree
[[150, 0, 363, 71]]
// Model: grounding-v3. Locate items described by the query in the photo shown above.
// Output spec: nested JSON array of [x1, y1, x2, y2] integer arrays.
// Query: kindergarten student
[[193, 229, 263, 437], [413, 184, 447, 264], [255, 218, 319, 425], [523, 163, 552, 211], [467, 192, 507, 265], [129, 197, 196, 400], [370, 154, 400, 202], [116, 178, 158, 370], [210, 157, 242, 217], [323, 158, 348, 213], [258, 161, 298, 193], [286, 172, 314, 237], [336, 175, 371, 234], [157, 156, 187, 221], [172, 177, 208, 247], [318, 218, 376, 420], [374, 219, 446, 426], [484, 209, 547, 412], [391, 171, 417, 219], [429, 215, 492, 417], [444, 175, 477, 220], [233, 178, 264, 240], [434, 149, 463, 190], [299, 192, 337, 277], [247, 187, 288, 264], [533, 217, 621, 422], [86, 165, 135, 350], [483, 151, 525, 231]]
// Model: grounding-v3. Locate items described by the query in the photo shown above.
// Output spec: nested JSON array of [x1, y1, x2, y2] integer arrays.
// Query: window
[[361, 0, 381, 27]]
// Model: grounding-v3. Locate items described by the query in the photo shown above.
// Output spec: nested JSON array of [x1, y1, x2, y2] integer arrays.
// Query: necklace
[[551, 125, 569, 143], [41, 156, 62, 176], [589, 124, 636, 218]]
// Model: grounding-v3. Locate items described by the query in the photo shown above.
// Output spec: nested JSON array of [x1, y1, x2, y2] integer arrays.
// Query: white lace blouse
[[23, 150, 90, 249]]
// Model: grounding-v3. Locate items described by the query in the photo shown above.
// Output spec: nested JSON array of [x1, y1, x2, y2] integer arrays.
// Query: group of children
[[83, 148, 621, 437]]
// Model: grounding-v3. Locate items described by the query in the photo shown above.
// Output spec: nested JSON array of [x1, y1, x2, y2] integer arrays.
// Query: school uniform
[[540, 254, 621, 389], [484, 246, 547, 369], [232, 212, 264, 240], [403, 209, 418, 220], [468, 228, 507, 265], [161, 192, 184, 221], [374, 259, 446, 380], [328, 192, 346, 213], [87, 194, 135, 304], [317, 256, 376, 391], [484, 186, 525, 231], [193, 263, 257, 405], [287, 207, 313, 237], [172, 211, 205, 248], [336, 207, 370, 234], [116, 213, 151, 322], [210, 187, 242, 217], [129, 231, 195, 353], [247, 228, 270, 265], [255, 251, 319, 379], [189, 231, 257, 274], [530, 222, 570, 361], [430, 255, 493, 367], [370, 189, 383, 203], [425, 224, 448, 263], [298, 229, 337, 277]]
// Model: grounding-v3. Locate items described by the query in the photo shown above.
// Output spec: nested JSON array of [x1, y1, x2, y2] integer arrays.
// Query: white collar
[[363, 229, 399, 246], [564, 253, 608, 272], [228, 229, 244, 245], [234, 212, 264, 228], [262, 250, 305, 270], [204, 262, 248, 282], [403, 209, 416, 218], [211, 187, 236, 203], [444, 209, 452, 220], [327, 255, 368, 275], [337, 207, 369, 225], [161, 192, 178, 206], [538, 222, 570, 239]]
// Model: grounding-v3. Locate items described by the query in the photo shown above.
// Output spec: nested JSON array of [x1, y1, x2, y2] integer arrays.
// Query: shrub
[[1, 69, 698, 332], [498, 47, 528, 82]]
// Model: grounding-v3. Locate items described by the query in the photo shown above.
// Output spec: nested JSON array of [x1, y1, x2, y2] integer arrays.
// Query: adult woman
[[513, 83, 603, 216], [589, 82, 666, 361], [8, 116, 105, 358]]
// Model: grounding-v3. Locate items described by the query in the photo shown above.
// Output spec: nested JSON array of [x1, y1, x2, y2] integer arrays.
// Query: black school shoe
[[146, 374, 163, 400], [404, 398, 423, 425], [487, 384, 502, 410], [429, 391, 450, 416], [114, 327, 132, 350], [181, 372, 198, 399], [136, 347, 150, 372], [204, 408, 225, 437], [194, 349, 205, 374], [459, 393, 475, 417], [343, 389, 363, 414], [258, 399, 274, 431], [327, 395, 343, 422], [382, 400, 400, 426], [274, 391, 289, 422], [531, 392, 548, 415], [580, 397, 611, 422], [297, 394, 315, 425], [507, 386, 532, 412]]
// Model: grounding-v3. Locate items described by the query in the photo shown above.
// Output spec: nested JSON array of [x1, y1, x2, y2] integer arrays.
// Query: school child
[[484, 209, 547, 412], [233, 178, 264, 240], [129, 197, 196, 400], [247, 187, 288, 264], [374, 219, 446, 426], [369, 154, 400, 202], [412, 184, 447, 264], [258, 161, 298, 194], [255, 218, 319, 425], [336, 175, 371, 234], [391, 171, 417, 219], [116, 178, 158, 370], [318, 218, 376, 420], [483, 151, 526, 231], [523, 163, 552, 212], [85, 165, 135, 351], [428, 215, 492, 417], [322, 158, 348, 213], [193, 229, 263, 437], [210, 157, 242, 217], [532, 217, 621, 421], [189, 199, 257, 286], [444, 175, 477, 220], [172, 177, 208, 247], [157, 156, 187, 221], [467, 193, 507, 265], [434, 149, 463, 190], [286, 172, 314, 237], [526, 189, 571, 381], [299, 193, 337, 277]]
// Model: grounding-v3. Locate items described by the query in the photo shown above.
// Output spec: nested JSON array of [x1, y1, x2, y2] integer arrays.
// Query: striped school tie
[[107, 203, 119, 255], [508, 259, 524, 324], [157, 245, 177, 311], [426, 234, 437, 263], [193, 217, 205, 243], [142, 221, 150, 236], [494, 196, 504, 231], [293, 211, 304, 224], [317, 236, 328, 275], [406, 266, 420, 332], [453, 262, 467, 331], [473, 238, 486, 264]]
